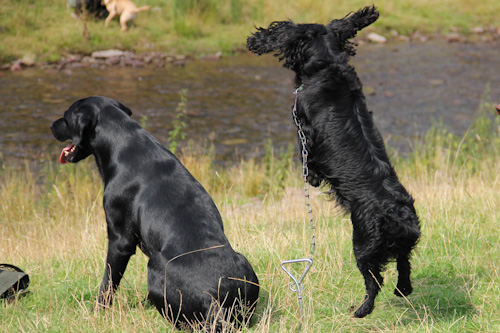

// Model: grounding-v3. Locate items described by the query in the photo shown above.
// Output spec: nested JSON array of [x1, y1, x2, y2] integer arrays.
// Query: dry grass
[[2, 131, 500, 331]]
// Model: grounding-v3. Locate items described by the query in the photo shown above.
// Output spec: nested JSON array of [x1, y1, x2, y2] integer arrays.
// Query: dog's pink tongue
[[59, 144, 74, 164]]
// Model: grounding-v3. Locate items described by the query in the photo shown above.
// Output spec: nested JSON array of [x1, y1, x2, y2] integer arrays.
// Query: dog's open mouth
[[59, 144, 77, 164]]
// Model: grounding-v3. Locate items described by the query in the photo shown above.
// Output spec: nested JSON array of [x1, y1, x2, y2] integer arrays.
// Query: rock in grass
[[471, 26, 485, 34], [21, 54, 36, 66], [91, 50, 126, 59]]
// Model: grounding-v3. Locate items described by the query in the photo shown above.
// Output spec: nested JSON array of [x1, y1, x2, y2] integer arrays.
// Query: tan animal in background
[[102, 0, 151, 32]]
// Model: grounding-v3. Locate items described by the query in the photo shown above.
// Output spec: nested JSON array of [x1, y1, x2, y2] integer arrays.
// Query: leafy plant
[[168, 89, 188, 154], [139, 115, 149, 129]]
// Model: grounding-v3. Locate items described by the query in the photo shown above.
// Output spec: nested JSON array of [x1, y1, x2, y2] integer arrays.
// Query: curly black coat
[[247, 6, 420, 318]]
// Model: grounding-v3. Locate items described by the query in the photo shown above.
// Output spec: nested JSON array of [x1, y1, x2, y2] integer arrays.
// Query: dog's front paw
[[394, 284, 413, 297], [141, 296, 154, 308], [306, 170, 322, 187], [354, 304, 373, 318], [353, 296, 374, 318], [90, 301, 106, 313], [94, 292, 114, 311]]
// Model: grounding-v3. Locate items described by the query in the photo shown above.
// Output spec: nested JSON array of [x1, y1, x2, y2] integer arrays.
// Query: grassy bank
[[1, 0, 500, 64], [2, 98, 500, 331]]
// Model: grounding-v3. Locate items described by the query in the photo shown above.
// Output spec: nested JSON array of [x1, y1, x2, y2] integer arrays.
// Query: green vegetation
[[1, 0, 500, 63], [2, 93, 500, 331], [168, 89, 189, 154]]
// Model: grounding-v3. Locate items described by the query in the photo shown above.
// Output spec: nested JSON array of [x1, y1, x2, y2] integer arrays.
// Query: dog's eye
[[387, 208, 394, 215]]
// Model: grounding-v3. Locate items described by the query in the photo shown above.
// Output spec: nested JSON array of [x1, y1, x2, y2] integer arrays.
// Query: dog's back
[[96, 105, 259, 327], [113, 0, 150, 13]]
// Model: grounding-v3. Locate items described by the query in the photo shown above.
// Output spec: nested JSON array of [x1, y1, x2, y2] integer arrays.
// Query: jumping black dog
[[50, 97, 259, 331], [247, 6, 420, 318]]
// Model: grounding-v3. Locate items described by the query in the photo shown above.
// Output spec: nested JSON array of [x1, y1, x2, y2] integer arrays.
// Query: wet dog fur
[[50, 96, 259, 331], [247, 6, 420, 318]]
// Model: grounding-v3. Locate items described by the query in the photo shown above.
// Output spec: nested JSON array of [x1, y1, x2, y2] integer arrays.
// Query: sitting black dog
[[247, 6, 420, 318], [50, 97, 259, 331]]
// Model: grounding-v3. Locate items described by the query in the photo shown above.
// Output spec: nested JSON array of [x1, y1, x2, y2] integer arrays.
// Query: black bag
[[0, 264, 30, 301]]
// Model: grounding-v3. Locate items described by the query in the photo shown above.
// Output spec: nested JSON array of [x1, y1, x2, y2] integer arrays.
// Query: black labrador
[[50, 96, 259, 331]]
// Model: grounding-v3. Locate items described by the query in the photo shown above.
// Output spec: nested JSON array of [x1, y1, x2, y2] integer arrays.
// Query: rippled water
[[1, 40, 499, 164]]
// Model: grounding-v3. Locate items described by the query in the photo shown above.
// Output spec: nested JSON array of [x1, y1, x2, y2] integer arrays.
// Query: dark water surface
[[1, 41, 499, 164]]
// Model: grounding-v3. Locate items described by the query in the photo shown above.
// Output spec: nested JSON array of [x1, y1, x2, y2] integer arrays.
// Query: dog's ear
[[247, 21, 297, 55], [99, 97, 132, 117], [60, 98, 100, 147], [249, 21, 330, 76], [326, 6, 379, 41], [113, 100, 133, 117], [71, 108, 96, 147]]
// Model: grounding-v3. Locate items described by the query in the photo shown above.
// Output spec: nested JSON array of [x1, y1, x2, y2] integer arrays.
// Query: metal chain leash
[[291, 85, 316, 258], [280, 85, 317, 325]]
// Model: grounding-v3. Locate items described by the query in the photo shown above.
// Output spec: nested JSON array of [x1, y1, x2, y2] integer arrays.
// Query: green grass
[[2, 95, 500, 331], [1, 0, 500, 63]]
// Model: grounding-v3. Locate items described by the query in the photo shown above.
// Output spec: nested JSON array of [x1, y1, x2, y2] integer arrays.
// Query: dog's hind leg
[[146, 256, 176, 322], [146, 255, 201, 327], [394, 253, 413, 297], [353, 257, 384, 318], [119, 12, 136, 32]]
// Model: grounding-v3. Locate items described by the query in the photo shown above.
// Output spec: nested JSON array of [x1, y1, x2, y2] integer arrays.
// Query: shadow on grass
[[396, 268, 477, 323]]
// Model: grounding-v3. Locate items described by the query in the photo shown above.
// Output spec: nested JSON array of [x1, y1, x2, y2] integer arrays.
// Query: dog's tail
[[133, 6, 151, 13]]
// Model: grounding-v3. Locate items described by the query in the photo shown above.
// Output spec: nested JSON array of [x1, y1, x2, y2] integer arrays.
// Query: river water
[[0, 40, 499, 164]]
